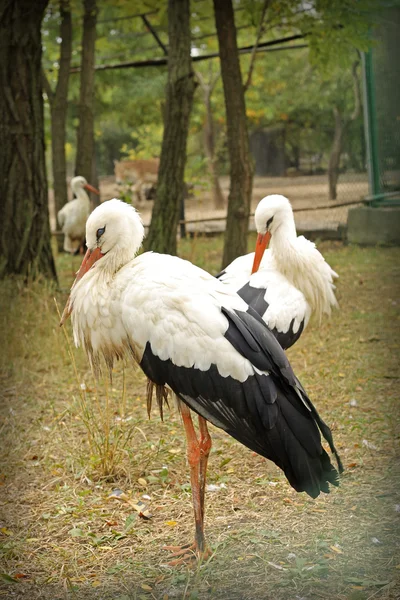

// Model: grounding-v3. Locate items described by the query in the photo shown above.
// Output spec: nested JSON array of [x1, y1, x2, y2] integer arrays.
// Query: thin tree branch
[[243, 0, 270, 92], [69, 34, 307, 73], [194, 67, 220, 93], [141, 13, 168, 55]]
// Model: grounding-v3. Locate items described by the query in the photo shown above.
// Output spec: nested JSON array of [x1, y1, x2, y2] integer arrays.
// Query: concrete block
[[347, 206, 400, 245]]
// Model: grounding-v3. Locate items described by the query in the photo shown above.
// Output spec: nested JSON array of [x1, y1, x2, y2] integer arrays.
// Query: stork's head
[[71, 175, 100, 197], [60, 199, 144, 326], [85, 199, 145, 257], [252, 195, 294, 274]]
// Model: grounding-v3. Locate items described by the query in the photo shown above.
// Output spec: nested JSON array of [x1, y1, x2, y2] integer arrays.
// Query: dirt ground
[[49, 173, 368, 235], [1, 240, 399, 600]]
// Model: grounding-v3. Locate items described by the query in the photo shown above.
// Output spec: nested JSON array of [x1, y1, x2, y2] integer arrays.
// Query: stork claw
[[163, 542, 212, 566]]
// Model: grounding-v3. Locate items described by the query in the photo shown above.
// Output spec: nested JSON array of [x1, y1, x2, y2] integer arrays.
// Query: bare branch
[[194, 69, 207, 90], [69, 34, 307, 73]]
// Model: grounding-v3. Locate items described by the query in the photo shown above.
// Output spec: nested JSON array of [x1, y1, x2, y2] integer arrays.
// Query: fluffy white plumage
[[69, 200, 256, 382], [57, 176, 92, 253], [218, 194, 338, 346]]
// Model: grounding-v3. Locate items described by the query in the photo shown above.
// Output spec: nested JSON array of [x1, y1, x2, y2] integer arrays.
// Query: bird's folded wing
[[139, 303, 340, 497]]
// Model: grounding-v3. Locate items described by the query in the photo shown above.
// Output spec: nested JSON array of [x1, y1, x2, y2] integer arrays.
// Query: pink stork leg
[[198, 415, 212, 522], [165, 402, 212, 564], [180, 402, 206, 553]]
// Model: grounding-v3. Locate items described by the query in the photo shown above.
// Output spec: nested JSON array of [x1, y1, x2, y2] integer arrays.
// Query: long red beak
[[84, 183, 100, 195], [251, 232, 271, 274], [59, 247, 104, 326]]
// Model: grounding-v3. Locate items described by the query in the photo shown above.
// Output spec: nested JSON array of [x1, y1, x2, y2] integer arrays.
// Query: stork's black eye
[[96, 226, 106, 240], [266, 216, 274, 229]]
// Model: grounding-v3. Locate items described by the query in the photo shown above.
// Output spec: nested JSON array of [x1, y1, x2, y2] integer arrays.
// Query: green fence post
[[362, 49, 381, 204]]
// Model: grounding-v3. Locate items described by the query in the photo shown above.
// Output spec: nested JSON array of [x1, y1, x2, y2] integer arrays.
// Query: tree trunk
[[328, 59, 361, 201], [328, 107, 343, 201], [43, 0, 72, 251], [145, 0, 196, 255], [0, 0, 57, 280], [75, 0, 98, 203], [213, 0, 253, 268], [196, 69, 225, 209]]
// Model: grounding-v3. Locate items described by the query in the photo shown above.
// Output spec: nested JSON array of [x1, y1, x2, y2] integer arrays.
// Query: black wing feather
[[140, 307, 342, 498], [237, 282, 306, 350]]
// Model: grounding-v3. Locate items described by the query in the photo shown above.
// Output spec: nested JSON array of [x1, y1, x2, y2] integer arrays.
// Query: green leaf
[[69, 527, 85, 537], [0, 573, 19, 584], [124, 513, 137, 531]]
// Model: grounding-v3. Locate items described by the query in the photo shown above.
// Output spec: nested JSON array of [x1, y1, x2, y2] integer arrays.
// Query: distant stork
[[57, 176, 100, 253], [60, 199, 343, 563], [217, 195, 338, 349]]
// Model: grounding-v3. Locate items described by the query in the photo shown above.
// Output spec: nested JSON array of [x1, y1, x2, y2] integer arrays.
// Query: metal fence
[[363, 6, 400, 206]]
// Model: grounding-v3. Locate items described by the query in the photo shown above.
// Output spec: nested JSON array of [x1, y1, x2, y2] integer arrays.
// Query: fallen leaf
[[138, 478, 147, 487], [165, 520, 178, 527], [108, 491, 152, 519], [363, 439, 378, 450], [141, 584, 152, 591], [351, 586, 365, 590], [14, 574, 29, 579], [268, 561, 286, 571], [330, 545, 343, 554], [108, 488, 125, 499], [0, 528, 13, 536]]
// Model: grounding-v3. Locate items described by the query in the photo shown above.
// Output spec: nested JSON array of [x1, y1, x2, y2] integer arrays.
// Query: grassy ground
[[0, 237, 399, 600]]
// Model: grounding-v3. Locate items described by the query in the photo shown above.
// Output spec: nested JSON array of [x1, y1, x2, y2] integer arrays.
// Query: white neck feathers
[[74, 186, 90, 206], [270, 221, 338, 321]]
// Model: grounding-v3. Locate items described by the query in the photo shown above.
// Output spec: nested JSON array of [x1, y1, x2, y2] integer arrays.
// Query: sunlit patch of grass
[[0, 240, 399, 599]]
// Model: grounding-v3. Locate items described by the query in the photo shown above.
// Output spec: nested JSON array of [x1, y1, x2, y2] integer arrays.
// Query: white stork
[[57, 176, 100, 253], [60, 199, 343, 562], [217, 195, 338, 349]]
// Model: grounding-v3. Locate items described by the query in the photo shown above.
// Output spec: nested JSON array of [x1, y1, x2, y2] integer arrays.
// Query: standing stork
[[217, 195, 339, 350], [60, 199, 343, 563], [57, 176, 100, 253]]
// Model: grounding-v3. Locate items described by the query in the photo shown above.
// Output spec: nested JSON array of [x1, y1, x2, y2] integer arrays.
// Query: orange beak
[[84, 183, 100, 195], [251, 232, 271, 274], [59, 247, 104, 326]]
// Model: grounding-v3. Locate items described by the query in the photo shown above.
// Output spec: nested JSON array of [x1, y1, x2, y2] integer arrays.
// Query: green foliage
[[41, 0, 380, 178]]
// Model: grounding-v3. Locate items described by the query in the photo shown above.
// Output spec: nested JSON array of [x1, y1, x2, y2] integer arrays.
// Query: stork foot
[[163, 542, 212, 566]]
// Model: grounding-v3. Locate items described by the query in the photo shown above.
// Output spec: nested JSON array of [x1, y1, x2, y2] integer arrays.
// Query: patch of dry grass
[[0, 239, 399, 600]]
